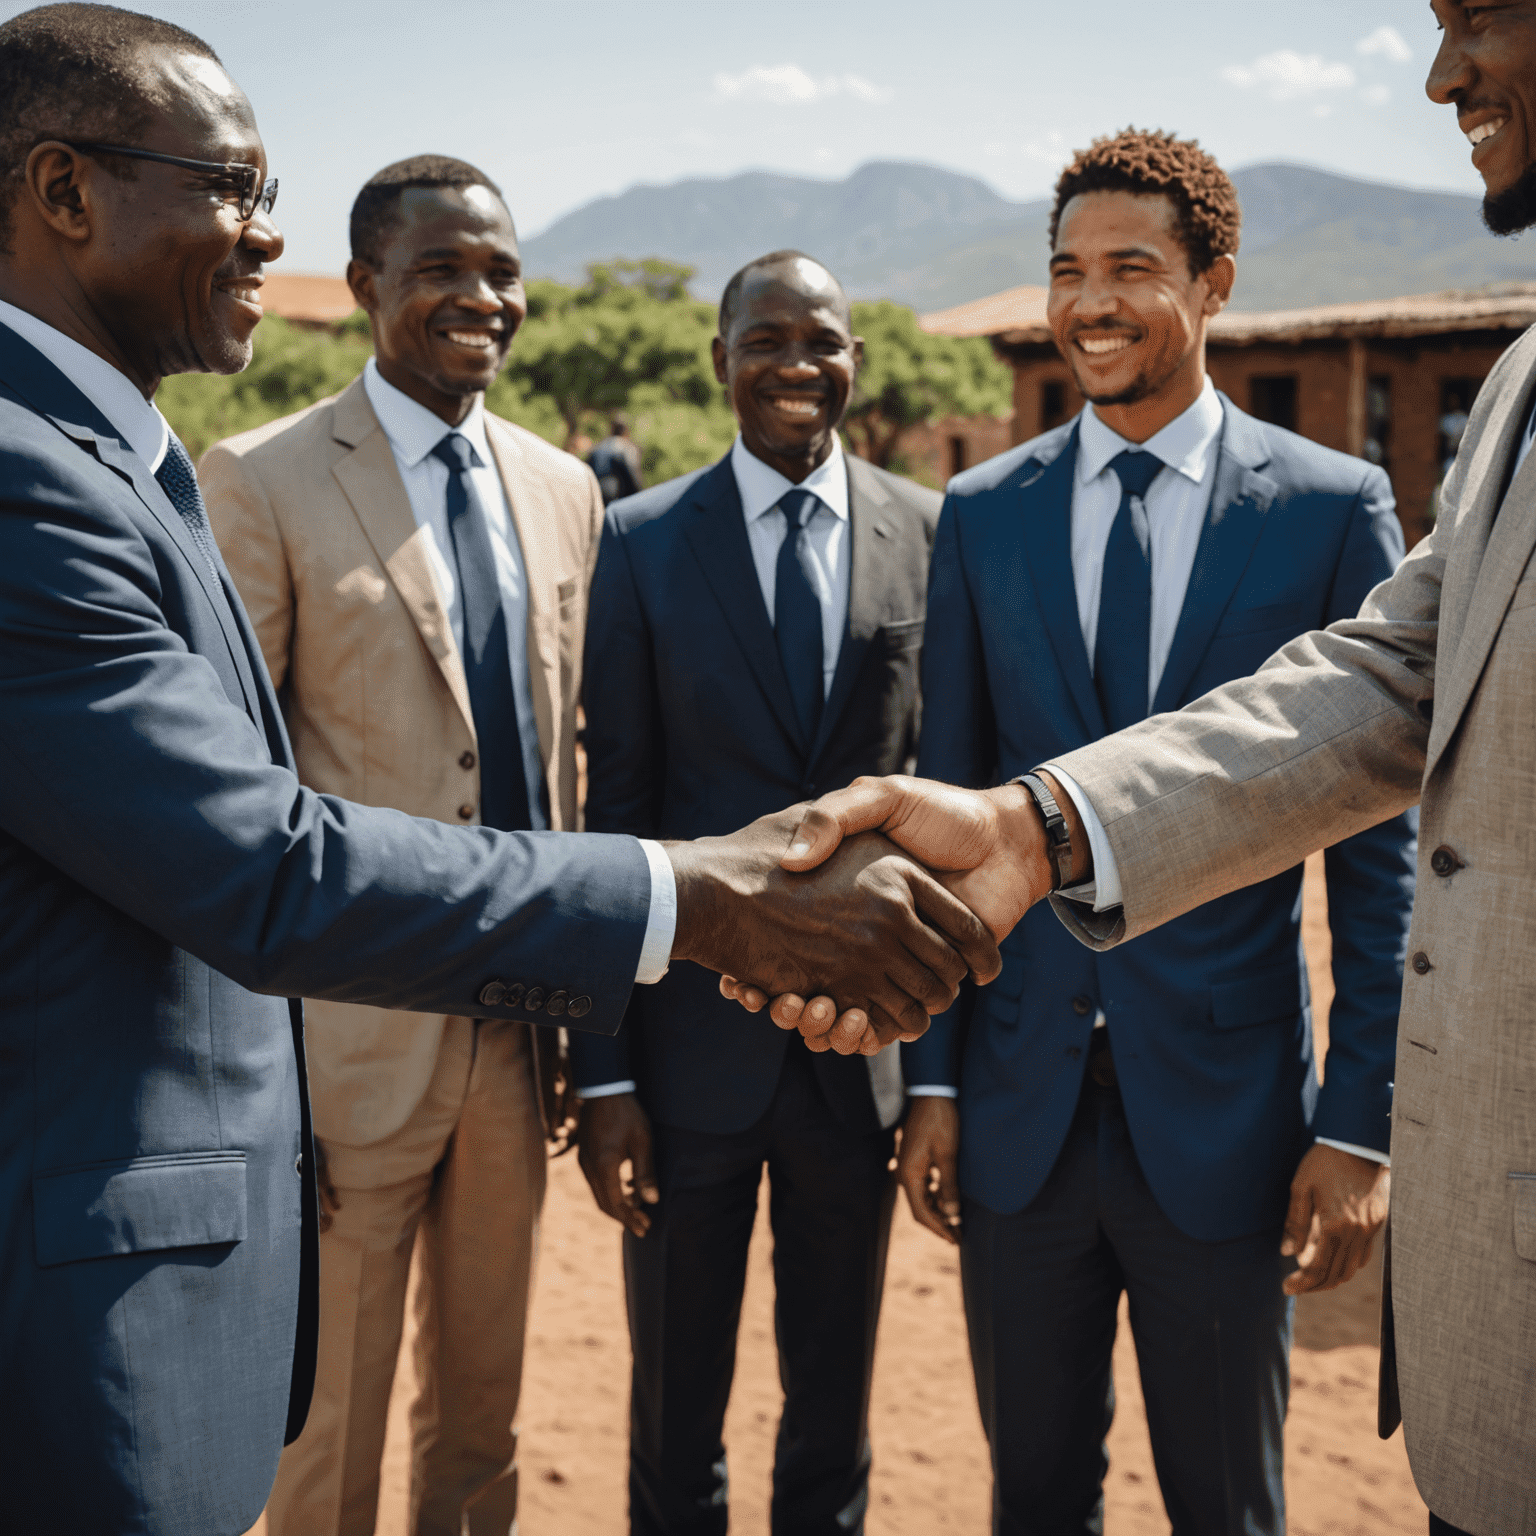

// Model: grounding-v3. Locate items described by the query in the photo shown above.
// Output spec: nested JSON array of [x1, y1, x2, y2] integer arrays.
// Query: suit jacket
[[202, 376, 603, 1150], [1048, 330, 1536, 1531], [569, 452, 941, 1135], [908, 396, 1415, 1242], [0, 325, 650, 1536]]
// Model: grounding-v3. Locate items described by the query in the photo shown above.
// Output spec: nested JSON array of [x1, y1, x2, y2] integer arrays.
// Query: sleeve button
[[458, 803, 475, 821], [545, 989, 570, 1016], [459, 750, 476, 771], [504, 982, 526, 1007], [523, 986, 548, 1012], [1412, 952, 1433, 975], [479, 980, 508, 1006], [1430, 846, 1462, 877], [566, 995, 593, 1018]]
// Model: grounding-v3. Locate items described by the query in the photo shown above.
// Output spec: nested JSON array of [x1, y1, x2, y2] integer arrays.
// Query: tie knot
[[778, 487, 822, 531], [432, 432, 481, 475], [1110, 449, 1162, 503]]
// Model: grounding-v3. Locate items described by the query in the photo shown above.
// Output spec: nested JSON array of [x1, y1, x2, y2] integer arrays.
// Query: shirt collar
[[1077, 376, 1223, 489], [730, 433, 850, 524], [364, 356, 493, 469], [0, 298, 170, 472]]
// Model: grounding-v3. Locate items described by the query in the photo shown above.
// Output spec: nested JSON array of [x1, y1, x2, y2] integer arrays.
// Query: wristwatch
[[1013, 773, 1074, 892]]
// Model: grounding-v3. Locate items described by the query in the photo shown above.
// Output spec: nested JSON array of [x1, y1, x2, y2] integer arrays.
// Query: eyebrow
[[1051, 244, 1165, 265]]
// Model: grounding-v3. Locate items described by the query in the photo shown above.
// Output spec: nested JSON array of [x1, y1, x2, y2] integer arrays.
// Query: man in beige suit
[[203, 155, 599, 1536]]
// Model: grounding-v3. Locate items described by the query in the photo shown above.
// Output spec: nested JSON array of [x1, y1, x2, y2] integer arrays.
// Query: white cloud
[[1362, 84, 1392, 107], [1220, 49, 1356, 101], [1357, 25, 1412, 65], [712, 64, 892, 106], [984, 130, 1070, 169]]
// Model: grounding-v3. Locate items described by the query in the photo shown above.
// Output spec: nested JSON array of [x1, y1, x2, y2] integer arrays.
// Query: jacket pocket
[[882, 616, 925, 651], [1210, 965, 1305, 1030], [33, 1150, 247, 1268], [1511, 1174, 1536, 1261]]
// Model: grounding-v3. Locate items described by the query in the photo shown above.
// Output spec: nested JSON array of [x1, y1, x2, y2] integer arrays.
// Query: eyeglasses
[[63, 142, 278, 221]]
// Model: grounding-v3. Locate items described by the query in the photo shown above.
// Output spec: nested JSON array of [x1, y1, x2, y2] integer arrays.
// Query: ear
[[711, 334, 729, 387], [346, 257, 378, 314], [23, 143, 96, 245], [1202, 254, 1237, 315]]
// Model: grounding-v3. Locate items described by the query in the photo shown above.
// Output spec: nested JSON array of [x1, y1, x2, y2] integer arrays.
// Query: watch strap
[[1014, 772, 1073, 892]]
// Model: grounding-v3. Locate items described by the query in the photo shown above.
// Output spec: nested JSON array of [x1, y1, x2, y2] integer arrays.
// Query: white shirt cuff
[[1316, 1136, 1390, 1167], [907, 1085, 959, 1098], [635, 838, 676, 985], [577, 1080, 637, 1100], [1042, 765, 1123, 912]]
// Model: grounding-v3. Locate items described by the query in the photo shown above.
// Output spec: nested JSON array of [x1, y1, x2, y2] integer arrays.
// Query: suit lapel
[[680, 458, 809, 754], [1019, 423, 1106, 739], [1152, 402, 1277, 715], [328, 377, 477, 743]]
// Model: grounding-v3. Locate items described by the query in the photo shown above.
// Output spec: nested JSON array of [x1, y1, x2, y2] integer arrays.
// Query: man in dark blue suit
[[0, 15, 994, 1533], [570, 250, 942, 1535], [898, 132, 1416, 1533]]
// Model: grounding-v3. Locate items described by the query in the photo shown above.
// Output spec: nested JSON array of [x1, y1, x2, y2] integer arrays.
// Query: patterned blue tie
[[154, 433, 224, 581], [1094, 449, 1164, 733], [432, 433, 531, 833], [774, 487, 825, 745]]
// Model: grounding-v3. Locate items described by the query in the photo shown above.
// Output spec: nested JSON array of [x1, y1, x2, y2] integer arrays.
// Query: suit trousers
[[623, 1045, 897, 1536], [961, 1068, 1293, 1536], [265, 1019, 546, 1536]]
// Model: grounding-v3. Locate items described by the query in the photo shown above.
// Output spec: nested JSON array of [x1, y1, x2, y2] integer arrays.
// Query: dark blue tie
[[155, 433, 224, 581], [1094, 449, 1164, 733], [432, 433, 531, 833], [774, 487, 825, 745]]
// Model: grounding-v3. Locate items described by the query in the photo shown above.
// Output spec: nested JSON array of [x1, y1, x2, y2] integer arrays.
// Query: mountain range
[[521, 160, 1536, 315]]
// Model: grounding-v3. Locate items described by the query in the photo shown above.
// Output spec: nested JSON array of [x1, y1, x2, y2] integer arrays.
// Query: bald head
[[718, 249, 851, 342]]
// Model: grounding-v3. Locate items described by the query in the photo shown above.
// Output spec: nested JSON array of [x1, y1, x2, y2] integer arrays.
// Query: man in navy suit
[[0, 14, 995, 1534], [570, 250, 942, 1535], [898, 132, 1416, 1533]]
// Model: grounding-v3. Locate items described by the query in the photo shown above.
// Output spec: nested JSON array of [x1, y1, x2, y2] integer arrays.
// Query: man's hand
[[670, 807, 1002, 1054], [1281, 1143, 1390, 1295], [577, 1093, 658, 1238], [899, 1095, 962, 1244]]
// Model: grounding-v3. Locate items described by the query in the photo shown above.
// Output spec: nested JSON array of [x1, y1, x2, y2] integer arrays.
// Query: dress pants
[[266, 1019, 546, 1536], [623, 1046, 897, 1536], [961, 1060, 1293, 1536]]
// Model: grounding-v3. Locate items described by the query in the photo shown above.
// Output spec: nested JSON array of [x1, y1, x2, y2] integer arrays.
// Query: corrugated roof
[[261, 272, 356, 324], [921, 281, 1536, 347]]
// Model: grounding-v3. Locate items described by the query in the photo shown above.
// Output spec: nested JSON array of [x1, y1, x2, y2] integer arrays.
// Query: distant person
[[589, 411, 643, 503], [203, 155, 600, 1536], [570, 250, 942, 1535]]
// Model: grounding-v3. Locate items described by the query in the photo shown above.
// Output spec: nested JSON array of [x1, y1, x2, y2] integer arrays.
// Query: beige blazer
[[201, 375, 603, 1149], [1049, 324, 1536, 1532]]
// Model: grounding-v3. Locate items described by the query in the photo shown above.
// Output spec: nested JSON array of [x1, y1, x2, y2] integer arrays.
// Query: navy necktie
[[774, 487, 826, 746], [1094, 448, 1164, 733], [432, 433, 531, 833], [155, 433, 224, 581]]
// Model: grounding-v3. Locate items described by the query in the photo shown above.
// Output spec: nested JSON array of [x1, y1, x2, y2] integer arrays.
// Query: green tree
[[842, 300, 1012, 469]]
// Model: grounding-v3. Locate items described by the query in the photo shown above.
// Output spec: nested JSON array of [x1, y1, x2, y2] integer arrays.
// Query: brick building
[[922, 283, 1536, 548]]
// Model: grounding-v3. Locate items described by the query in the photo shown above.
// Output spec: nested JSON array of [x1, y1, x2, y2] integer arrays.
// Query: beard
[[1483, 161, 1536, 235]]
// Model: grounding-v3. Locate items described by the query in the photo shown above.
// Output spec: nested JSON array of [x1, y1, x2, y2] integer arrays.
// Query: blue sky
[[1, 0, 1485, 274]]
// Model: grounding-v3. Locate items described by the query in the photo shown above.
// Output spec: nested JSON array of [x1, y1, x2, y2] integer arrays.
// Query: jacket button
[[1412, 952, 1433, 975], [1067, 1045, 1082, 1059], [1072, 995, 1092, 1016], [459, 750, 476, 771], [295, 1154, 303, 1177], [1430, 846, 1462, 877], [545, 989, 570, 1016], [566, 995, 592, 1018], [479, 980, 508, 1006], [458, 803, 475, 820], [523, 986, 547, 1012]]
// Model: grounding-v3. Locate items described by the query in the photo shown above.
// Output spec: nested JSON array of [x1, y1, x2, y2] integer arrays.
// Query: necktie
[[155, 433, 224, 581], [432, 433, 531, 833], [774, 487, 826, 745], [1094, 448, 1164, 733]]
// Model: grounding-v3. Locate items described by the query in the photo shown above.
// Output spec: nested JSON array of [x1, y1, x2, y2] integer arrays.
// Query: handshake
[[667, 772, 1090, 1051]]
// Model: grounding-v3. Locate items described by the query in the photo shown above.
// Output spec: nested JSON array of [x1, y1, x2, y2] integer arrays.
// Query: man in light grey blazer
[[727, 7, 1536, 1532]]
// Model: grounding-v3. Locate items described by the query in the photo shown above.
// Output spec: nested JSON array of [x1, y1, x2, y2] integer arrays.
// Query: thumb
[[1280, 1177, 1314, 1259], [782, 778, 903, 871], [631, 1124, 659, 1205]]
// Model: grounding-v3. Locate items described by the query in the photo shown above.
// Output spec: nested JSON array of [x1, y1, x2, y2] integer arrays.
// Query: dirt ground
[[250, 855, 1428, 1535]]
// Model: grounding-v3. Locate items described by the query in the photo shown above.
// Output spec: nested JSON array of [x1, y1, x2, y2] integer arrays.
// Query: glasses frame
[[62, 142, 277, 221]]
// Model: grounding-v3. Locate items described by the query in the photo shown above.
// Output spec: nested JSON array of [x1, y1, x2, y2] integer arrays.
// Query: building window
[[1249, 375, 1298, 432], [1041, 379, 1068, 432], [1363, 375, 1392, 472], [949, 435, 967, 478], [1438, 377, 1480, 474]]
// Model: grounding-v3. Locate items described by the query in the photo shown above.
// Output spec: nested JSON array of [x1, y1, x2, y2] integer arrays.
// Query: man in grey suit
[[739, 4, 1536, 1531]]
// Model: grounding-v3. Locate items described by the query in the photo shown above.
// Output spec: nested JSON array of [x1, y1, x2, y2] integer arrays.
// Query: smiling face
[[1428, 0, 1536, 232], [1047, 190, 1233, 441], [349, 183, 524, 425], [711, 257, 862, 482]]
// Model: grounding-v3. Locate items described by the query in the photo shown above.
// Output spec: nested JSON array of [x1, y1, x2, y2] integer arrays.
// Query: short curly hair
[[350, 155, 506, 266], [1049, 128, 1241, 276]]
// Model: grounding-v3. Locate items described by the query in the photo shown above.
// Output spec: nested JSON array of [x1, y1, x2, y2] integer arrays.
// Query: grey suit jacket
[[1049, 325, 1536, 1532]]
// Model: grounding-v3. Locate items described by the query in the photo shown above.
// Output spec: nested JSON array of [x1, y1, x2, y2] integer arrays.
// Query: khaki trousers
[[267, 1019, 546, 1536]]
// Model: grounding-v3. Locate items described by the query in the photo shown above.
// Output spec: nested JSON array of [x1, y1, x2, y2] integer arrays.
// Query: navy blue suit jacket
[[570, 452, 940, 1135], [0, 326, 651, 1536], [905, 398, 1416, 1242]]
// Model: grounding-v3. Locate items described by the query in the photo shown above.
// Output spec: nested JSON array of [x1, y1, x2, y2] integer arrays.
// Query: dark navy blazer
[[905, 398, 1416, 1242], [0, 327, 651, 1536], [570, 452, 941, 1135]]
